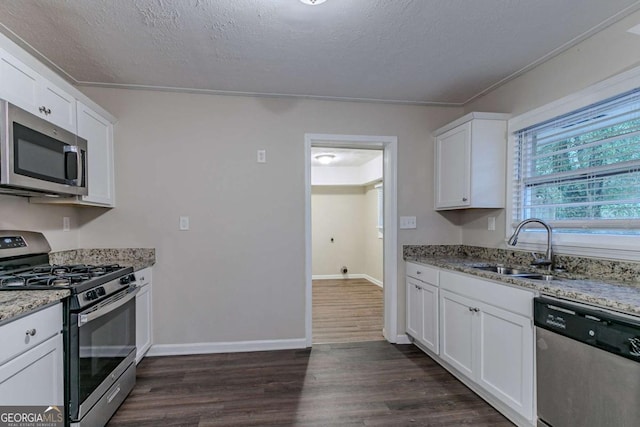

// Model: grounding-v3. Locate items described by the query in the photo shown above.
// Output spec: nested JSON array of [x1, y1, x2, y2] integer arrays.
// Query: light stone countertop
[[0, 289, 70, 325], [50, 248, 155, 272], [1, 248, 155, 324], [405, 255, 640, 317]]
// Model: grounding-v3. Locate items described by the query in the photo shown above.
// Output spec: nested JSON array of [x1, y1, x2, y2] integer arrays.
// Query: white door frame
[[304, 133, 398, 347]]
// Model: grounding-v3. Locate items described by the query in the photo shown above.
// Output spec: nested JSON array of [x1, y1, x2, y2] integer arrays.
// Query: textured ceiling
[[1, 0, 639, 104]]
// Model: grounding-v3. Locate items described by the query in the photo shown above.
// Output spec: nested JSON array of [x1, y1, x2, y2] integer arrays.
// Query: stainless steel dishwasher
[[534, 297, 640, 427]]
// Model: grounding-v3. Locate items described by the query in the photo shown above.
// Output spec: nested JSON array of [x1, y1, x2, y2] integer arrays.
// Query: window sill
[[506, 231, 640, 262]]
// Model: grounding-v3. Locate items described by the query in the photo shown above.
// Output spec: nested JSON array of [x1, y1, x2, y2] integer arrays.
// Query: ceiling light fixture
[[315, 154, 336, 165], [300, 0, 327, 5]]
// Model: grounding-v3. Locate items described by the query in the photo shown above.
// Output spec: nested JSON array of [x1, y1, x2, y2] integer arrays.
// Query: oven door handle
[[78, 287, 139, 327]]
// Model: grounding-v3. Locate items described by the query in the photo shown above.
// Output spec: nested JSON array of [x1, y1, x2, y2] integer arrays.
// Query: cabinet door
[[77, 101, 115, 206], [40, 81, 76, 133], [136, 283, 152, 363], [477, 301, 534, 421], [419, 282, 439, 354], [440, 289, 476, 379], [406, 278, 422, 340], [435, 122, 471, 209], [0, 49, 39, 115], [0, 334, 63, 405]]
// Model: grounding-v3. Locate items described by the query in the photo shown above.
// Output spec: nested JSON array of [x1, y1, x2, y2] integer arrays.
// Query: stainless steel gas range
[[0, 230, 138, 427]]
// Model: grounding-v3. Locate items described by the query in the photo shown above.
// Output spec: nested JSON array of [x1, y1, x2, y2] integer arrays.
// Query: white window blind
[[513, 88, 640, 231]]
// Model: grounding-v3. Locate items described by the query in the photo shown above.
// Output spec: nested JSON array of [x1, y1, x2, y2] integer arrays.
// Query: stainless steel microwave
[[0, 100, 87, 197]]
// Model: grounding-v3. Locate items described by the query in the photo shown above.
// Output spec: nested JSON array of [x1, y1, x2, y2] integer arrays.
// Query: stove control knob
[[85, 290, 97, 301], [96, 287, 106, 297], [120, 275, 132, 285]]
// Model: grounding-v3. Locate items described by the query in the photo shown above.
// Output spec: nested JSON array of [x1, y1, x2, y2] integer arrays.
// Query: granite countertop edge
[[0, 289, 70, 325], [405, 255, 640, 317], [1, 248, 156, 324], [49, 248, 156, 272]]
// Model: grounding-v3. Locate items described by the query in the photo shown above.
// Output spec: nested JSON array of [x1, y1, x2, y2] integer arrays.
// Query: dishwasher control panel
[[534, 297, 640, 362]]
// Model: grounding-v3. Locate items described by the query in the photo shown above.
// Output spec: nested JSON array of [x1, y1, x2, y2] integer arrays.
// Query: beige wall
[[364, 183, 384, 283], [459, 9, 640, 249], [76, 87, 462, 345], [312, 186, 366, 276], [311, 184, 383, 283], [0, 195, 81, 251]]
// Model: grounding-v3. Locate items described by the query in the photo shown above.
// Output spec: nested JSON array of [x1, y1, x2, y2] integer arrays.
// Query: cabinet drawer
[[135, 267, 152, 286], [440, 271, 534, 317], [0, 303, 62, 365], [406, 262, 438, 285]]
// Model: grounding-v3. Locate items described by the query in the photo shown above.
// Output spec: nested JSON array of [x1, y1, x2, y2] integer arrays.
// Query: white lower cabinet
[[476, 299, 533, 420], [440, 290, 476, 377], [407, 264, 535, 427], [0, 303, 64, 405], [135, 268, 153, 363], [406, 263, 439, 354]]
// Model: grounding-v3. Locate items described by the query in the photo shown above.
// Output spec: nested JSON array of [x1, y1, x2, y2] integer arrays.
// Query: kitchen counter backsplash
[[50, 248, 155, 271], [404, 245, 640, 284]]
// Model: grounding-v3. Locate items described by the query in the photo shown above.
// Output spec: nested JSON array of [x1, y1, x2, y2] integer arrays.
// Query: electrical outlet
[[179, 216, 190, 230], [488, 216, 496, 231], [257, 149, 266, 163], [63, 217, 70, 232]]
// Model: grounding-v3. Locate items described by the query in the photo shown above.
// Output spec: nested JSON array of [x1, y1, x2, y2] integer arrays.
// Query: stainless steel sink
[[472, 265, 555, 281], [513, 274, 555, 281], [474, 266, 531, 275]]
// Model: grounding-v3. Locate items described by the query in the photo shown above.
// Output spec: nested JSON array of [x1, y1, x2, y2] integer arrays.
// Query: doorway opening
[[304, 133, 398, 347], [311, 147, 384, 344]]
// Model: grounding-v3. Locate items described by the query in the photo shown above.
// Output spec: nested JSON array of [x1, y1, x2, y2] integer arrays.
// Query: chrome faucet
[[507, 218, 553, 270]]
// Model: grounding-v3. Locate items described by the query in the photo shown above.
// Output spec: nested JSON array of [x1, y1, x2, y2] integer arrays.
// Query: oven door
[[69, 286, 138, 421], [0, 100, 88, 196]]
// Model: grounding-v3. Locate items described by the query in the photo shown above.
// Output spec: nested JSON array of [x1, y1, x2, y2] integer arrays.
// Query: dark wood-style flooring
[[313, 279, 384, 344], [108, 341, 512, 426]]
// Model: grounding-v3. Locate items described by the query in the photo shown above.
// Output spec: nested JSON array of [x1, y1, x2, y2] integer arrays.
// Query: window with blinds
[[513, 88, 640, 232]]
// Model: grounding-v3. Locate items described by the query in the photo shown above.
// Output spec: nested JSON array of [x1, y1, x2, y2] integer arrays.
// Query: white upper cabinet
[[0, 48, 39, 112], [434, 112, 509, 210], [0, 48, 76, 133], [0, 39, 117, 208], [77, 101, 115, 206], [39, 81, 77, 132]]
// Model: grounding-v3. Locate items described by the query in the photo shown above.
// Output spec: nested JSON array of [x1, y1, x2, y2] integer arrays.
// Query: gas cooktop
[[0, 263, 133, 293]]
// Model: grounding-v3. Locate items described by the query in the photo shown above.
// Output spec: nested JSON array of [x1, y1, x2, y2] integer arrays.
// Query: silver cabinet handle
[[416, 271, 422, 275], [38, 106, 51, 115], [25, 328, 36, 336], [462, 197, 468, 202], [468, 307, 480, 313]]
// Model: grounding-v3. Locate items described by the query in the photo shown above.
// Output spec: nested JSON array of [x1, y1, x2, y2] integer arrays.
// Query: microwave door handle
[[63, 145, 81, 185], [77, 147, 85, 187], [78, 288, 139, 327]]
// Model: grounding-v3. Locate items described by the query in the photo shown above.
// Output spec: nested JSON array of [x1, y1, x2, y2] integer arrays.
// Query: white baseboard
[[313, 273, 383, 288], [313, 274, 360, 280], [395, 334, 412, 345], [362, 274, 383, 288], [146, 338, 308, 357]]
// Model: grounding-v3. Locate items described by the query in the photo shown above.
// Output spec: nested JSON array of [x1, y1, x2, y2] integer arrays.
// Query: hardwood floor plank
[[108, 341, 513, 427], [312, 279, 384, 344]]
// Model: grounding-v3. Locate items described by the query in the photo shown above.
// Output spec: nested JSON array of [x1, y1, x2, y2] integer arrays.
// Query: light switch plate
[[257, 149, 266, 163], [179, 216, 190, 230], [400, 216, 417, 229]]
